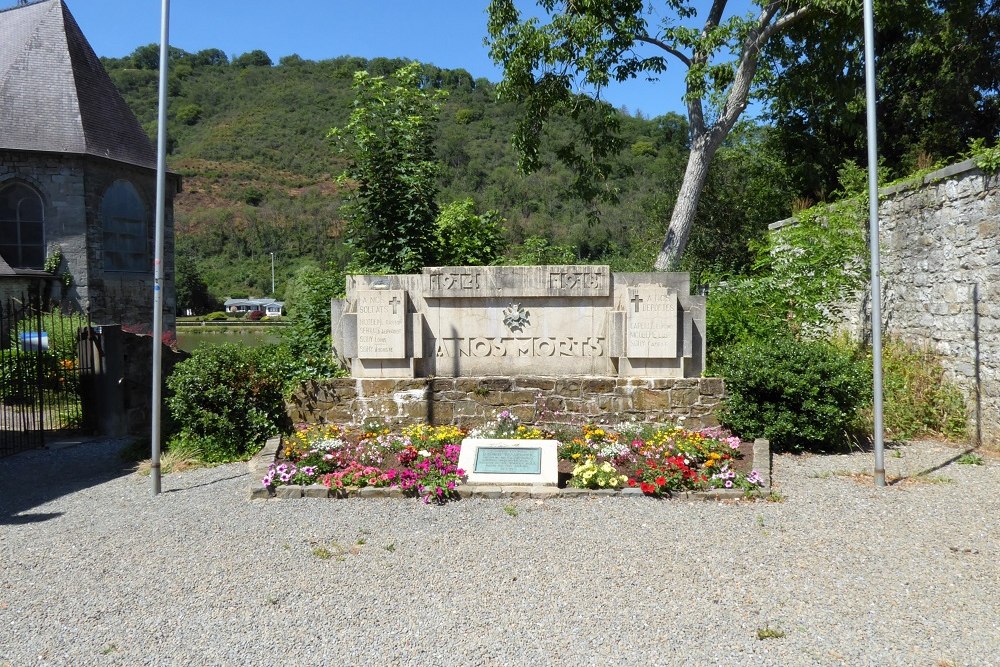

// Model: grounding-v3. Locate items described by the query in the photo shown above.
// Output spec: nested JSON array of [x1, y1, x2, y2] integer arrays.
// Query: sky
[[51, 0, 695, 118]]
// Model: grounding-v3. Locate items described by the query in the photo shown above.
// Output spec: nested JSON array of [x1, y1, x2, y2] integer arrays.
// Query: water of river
[[175, 327, 284, 353]]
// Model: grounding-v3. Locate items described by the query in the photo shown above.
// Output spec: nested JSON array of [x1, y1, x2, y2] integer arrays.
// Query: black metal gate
[[0, 291, 90, 457]]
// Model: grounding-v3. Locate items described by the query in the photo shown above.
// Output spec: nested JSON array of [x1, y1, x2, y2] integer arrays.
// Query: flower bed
[[261, 411, 765, 502]]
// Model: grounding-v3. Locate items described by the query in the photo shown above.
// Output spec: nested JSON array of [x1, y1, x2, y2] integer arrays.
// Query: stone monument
[[286, 266, 720, 429], [332, 265, 704, 380]]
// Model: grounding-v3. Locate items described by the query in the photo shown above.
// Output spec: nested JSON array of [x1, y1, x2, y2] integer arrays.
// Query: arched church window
[[101, 180, 148, 272], [0, 182, 44, 269]]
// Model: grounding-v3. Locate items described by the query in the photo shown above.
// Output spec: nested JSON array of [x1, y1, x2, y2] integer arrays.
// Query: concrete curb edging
[[248, 436, 772, 501]]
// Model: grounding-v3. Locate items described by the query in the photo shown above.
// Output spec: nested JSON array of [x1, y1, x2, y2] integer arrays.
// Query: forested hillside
[[101, 23, 997, 308], [102, 48, 792, 306]]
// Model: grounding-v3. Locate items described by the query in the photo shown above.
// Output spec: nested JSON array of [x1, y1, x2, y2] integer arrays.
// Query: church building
[[0, 0, 179, 327]]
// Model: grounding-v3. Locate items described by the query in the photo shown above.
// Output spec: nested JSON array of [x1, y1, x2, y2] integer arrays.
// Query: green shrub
[[879, 339, 967, 440], [718, 336, 871, 452], [166, 343, 292, 462], [204, 311, 229, 321]]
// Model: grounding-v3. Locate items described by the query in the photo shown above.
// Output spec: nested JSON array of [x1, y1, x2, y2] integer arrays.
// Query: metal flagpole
[[863, 0, 886, 487], [151, 0, 171, 495]]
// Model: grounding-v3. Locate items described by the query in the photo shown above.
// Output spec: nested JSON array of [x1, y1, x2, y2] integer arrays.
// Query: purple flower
[[724, 480, 733, 488]]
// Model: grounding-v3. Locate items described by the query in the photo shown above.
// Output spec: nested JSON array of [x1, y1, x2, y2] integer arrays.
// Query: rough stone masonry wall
[[773, 159, 998, 447], [878, 161, 999, 447], [286, 376, 725, 431]]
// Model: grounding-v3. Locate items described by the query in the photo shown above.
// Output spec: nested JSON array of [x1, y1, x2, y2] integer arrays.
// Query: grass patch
[[311, 546, 334, 560], [136, 439, 205, 476], [756, 625, 786, 640], [875, 338, 968, 441], [956, 453, 984, 465], [503, 503, 518, 517]]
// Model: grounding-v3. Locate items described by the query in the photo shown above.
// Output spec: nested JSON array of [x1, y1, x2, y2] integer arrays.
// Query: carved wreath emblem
[[502, 303, 531, 333]]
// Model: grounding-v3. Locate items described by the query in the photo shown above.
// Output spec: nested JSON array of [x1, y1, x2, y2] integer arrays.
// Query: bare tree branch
[[635, 34, 692, 67]]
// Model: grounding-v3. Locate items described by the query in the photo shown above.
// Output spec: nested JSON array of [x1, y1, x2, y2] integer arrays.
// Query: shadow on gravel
[[163, 472, 248, 493], [888, 446, 980, 485], [0, 437, 134, 524]]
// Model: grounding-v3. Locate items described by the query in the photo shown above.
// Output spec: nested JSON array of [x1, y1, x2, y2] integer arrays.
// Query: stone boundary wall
[[771, 158, 998, 448], [286, 376, 725, 431]]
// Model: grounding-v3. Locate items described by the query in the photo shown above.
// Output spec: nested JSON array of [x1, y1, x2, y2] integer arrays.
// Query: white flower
[[418, 449, 431, 458]]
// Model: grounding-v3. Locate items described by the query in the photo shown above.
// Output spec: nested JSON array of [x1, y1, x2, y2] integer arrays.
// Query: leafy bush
[[435, 199, 507, 266], [281, 264, 346, 378], [204, 311, 229, 321], [245, 310, 264, 321], [718, 336, 871, 452], [166, 343, 292, 462], [879, 339, 967, 440]]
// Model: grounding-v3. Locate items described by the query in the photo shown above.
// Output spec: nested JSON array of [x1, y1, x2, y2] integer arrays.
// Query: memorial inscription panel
[[626, 286, 678, 358], [474, 447, 542, 475], [458, 439, 560, 486], [356, 290, 406, 359], [424, 265, 609, 298]]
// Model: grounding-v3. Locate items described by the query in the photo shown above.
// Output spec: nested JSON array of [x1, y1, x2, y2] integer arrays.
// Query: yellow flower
[[572, 453, 582, 460]]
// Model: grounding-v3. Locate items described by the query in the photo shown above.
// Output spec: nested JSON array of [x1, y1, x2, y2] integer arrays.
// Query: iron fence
[[0, 291, 90, 457]]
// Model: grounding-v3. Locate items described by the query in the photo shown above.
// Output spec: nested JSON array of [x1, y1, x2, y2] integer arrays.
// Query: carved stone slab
[[356, 290, 406, 359], [423, 265, 610, 298], [626, 285, 678, 358]]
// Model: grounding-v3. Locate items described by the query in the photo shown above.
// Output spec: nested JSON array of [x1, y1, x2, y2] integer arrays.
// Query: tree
[[232, 50, 273, 68], [174, 253, 214, 315], [766, 0, 1000, 199], [487, 0, 817, 270], [330, 62, 446, 273], [435, 199, 508, 266]]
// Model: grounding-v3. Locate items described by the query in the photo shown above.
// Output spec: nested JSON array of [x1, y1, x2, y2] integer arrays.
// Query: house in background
[[0, 0, 180, 328], [223, 297, 284, 317]]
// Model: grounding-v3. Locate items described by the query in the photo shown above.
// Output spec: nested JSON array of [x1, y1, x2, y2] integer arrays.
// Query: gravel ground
[[1, 437, 997, 667]]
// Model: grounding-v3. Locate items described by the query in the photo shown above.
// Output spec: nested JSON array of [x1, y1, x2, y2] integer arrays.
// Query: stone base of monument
[[286, 375, 725, 431]]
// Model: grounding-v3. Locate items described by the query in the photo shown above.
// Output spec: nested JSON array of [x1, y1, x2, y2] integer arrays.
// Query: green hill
[[102, 48, 793, 305]]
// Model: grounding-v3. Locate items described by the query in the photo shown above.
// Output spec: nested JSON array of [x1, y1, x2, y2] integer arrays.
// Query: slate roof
[[0, 0, 158, 170]]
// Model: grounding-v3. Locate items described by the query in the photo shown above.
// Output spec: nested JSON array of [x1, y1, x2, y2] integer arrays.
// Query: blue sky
[[57, 0, 697, 117]]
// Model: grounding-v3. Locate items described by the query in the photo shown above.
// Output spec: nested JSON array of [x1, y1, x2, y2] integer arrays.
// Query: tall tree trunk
[[654, 132, 724, 270]]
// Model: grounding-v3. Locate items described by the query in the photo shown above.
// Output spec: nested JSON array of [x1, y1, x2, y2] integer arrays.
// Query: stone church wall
[[0, 149, 176, 330]]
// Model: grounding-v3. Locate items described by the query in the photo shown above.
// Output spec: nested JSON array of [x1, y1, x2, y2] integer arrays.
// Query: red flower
[[640, 482, 656, 494], [655, 476, 666, 487], [627, 479, 637, 488]]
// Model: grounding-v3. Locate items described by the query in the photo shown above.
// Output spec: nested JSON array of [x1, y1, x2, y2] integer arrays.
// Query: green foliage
[[102, 49, 798, 296], [486, 0, 825, 268], [765, 0, 1000, 200], [879, 339, 967, 440], [719, 336, 872, 452], [969, 138, 1000, 173], [175, 103, 203, 126], [282, 264, 345, 377], [204, 311, 229, 321], [331, 62, 445, 273], [706, 199, 867, 365], [434, 199, 507, 266], [166, 343, 292, 462], [505, 236, 576, 265], [174, 253, 216, 314], [232, 50, 273, 68]]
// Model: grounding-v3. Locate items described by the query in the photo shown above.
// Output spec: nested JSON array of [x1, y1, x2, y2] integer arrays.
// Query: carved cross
[[389, 295, 401, 315], [630, 293, 643, 313]]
